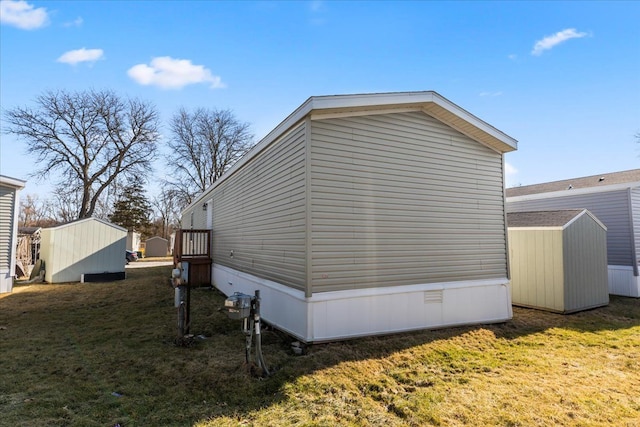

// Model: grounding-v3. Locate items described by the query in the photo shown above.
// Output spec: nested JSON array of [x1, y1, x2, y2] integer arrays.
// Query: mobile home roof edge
[[0, 174, 26, 189], [183, 91, 518, 214], [506, 181, 640, 203]]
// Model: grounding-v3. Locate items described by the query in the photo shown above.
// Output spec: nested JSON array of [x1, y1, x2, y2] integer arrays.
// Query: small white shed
[[507, 210, 609, 313], [40, 218, 127, 283], [0, 175, 26, 293], [144, 236, 169, 257]]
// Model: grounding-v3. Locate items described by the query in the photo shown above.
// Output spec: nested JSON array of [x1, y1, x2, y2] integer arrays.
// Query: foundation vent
[[424, 289, 443, 304]]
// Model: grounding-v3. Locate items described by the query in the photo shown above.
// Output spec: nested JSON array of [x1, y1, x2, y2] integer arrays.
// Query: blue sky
[[1, 0, 639, 198]]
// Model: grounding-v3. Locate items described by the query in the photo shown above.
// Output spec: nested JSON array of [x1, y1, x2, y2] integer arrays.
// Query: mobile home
[[183, 91, 518, 342]]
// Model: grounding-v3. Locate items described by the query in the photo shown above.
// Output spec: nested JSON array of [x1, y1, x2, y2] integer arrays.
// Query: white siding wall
[[507, 190, 632, 267], [0, 186, 15, 272], [309, 111, 508, 293], [212, 123, 307, 291], [0, 186, 18, 293]]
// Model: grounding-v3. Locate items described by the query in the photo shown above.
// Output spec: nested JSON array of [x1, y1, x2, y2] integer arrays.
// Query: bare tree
[[166, 108, 254, 205], [19, 194, 54, 227], [4, 89, 160, 219], [151, 188, 182, 239], [51, 185, 82, 224]]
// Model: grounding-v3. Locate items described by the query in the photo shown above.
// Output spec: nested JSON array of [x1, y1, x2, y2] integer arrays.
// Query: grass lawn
[[1, 265, 638, 426]]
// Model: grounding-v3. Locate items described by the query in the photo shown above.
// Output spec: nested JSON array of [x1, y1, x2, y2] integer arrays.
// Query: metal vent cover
[[424, 289, 443, 304]]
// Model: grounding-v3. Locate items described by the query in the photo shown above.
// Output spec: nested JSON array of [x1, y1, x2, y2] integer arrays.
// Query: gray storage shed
[[0, 175, 26, 293], [182, 91, 518, 342], [40, 218, 127, 283], [507, 210, 609, 313], [506, 169, 640, 297], [144, 236, 169, 257]]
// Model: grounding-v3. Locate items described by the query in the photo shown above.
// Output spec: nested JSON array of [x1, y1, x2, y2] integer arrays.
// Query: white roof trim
[[0, 174, 26, 189], [507, 181, 640, 203], [45, 217, 128, 232], [184, 91, 517, 213], [563, 209, 607, 231]]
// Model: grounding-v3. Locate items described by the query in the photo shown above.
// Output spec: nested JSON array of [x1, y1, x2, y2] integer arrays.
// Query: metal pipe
[[253, 290, 270, 376]]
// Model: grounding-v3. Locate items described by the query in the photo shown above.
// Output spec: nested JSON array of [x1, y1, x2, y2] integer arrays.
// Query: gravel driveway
[[126, 261, 173, 268]]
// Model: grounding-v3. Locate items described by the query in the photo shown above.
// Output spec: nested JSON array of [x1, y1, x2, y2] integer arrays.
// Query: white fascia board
[[428, 92, 518, 151], [183, 91, 518, 213], [507, 181, 640, 203], [562, 209, 608, 231], [0, 175, 26, 189], [46, 217, 128, 233]]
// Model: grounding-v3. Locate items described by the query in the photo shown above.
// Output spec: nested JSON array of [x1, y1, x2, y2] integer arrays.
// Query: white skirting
[[0, 269, 13, 294], [608, 265, 640, 297], [213, 264, 512, 343]]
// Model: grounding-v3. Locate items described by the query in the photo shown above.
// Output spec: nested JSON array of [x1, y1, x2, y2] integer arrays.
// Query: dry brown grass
[[1, 266, 638, 426]]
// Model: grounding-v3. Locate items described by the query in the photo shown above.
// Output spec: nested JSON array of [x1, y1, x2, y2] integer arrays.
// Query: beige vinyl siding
[[507, 190, 632, 267], [309, 111, 507, 293], [212, 123, 307, 290], [0, 186, 16, 270], [563, 213, 609, 311], [183, 202, 208, 229], [509, 228, 565, 312]]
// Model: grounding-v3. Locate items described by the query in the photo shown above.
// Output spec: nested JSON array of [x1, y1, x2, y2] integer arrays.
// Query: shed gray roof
[[506, 169, 640, 197], [507, 210, 585, 228]]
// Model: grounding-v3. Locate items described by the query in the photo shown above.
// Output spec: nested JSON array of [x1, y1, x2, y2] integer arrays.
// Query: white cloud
[[63, 16, 83, 27], [479, 91, 503, 97], [508, 54, 517, 61], [0, 0, 49, 30], [127, 56, 225, 90], [57, 48, 104, 65], [531, 28, 588, 56]]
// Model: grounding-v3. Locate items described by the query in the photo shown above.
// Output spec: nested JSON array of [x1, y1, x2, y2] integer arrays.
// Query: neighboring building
[[145, 236, 169, 257], [40, 218, 126, 283], [182, 91, 518, 342], [0, 175, 26, 293], [126, 231, 141, 252], [506, 169, 640, 297], [507, 210, 609, 313]]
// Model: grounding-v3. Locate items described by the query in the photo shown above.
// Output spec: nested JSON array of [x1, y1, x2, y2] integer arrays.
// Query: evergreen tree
[[109, 187, 152, 234]]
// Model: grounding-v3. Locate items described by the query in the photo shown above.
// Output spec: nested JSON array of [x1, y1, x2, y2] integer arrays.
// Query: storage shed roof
[[45, 217, 127, 232], [507, 209, 606, 230], [506, 169, 640, 197]]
